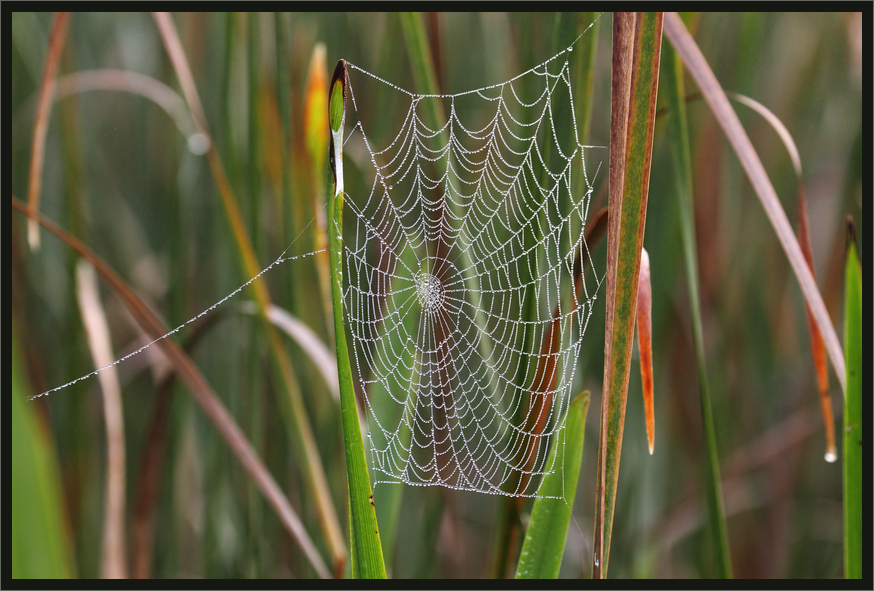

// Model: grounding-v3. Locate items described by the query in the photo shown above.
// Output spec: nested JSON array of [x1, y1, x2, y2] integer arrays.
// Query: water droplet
[[187, 132, 211, 155], [567, 45, 573, 53], [825, 450, 838, 463]]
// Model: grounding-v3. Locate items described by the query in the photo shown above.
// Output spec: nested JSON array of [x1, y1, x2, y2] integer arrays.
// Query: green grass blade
[[662, 16, 732, 578], [843, 220, 862, 579], [399, 12, 444, 125], [576, 13, 601, 144], [594, 12, 663, 578], [369, 242, 420, 572], [12, 327, 75, 579], [329, 60, 386, 580], [516, 392, 590, 579]]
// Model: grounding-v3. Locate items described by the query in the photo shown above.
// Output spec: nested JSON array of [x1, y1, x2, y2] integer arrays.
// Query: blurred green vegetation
[[11, 12, 862, 578]]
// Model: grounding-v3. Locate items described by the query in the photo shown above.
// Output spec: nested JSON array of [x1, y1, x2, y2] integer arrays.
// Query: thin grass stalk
[[842, 219, 862, 579], [130, 366, 172, 579], [238, 303, 339, 399], [328, 61, 386, 579], [275, 13, 293, 245], [27, 11, 69, 251], [151, 13, 347, 571], [662, 30, 733, 577], [130, 309, 226, 579], [12, 197, 331, 579], [662, 11, 846, 393], [575, 13, 600, 148], [75, 260, 128, 579], [399, 12, 445, 126]]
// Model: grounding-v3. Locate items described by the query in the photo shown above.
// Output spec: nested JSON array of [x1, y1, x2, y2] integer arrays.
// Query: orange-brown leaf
[[797, 183, 837, 462], [637, 248, 654, 454]]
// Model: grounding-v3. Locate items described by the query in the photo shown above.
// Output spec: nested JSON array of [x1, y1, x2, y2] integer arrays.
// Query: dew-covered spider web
[[340, 34, 603, 498], [30, 22, 603, 503]]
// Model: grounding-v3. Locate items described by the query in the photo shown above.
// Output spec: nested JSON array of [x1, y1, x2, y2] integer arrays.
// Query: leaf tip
[[27, 219, 41, 251], [846, 216, 860, 264], [329, 59, 347, 134]]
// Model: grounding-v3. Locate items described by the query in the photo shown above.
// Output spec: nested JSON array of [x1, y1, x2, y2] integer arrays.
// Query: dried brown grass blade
[[75, 260, 128, 579], [663, 12, 846, 392], [27, 12, 69, 251]]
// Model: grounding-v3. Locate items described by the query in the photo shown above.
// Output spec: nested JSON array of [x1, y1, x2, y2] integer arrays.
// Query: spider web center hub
[[415, 271, 445, 314]]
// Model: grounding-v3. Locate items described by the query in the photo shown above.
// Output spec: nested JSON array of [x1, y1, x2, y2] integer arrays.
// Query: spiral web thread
[[342, 37, 602, 498]]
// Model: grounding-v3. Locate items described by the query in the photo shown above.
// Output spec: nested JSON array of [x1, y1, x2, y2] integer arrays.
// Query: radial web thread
[[342, 40, 602, 498]]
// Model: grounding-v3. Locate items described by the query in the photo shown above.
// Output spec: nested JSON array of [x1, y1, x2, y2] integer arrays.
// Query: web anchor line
[[30, 211, 326, 401], [342, 21, 603, 500]]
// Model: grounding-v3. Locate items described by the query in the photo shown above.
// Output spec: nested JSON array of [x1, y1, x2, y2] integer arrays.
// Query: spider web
[[341, 38, 602, 498]]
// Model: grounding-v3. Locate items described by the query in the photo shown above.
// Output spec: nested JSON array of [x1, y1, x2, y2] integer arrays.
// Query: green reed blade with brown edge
[[593, 12, 663, 579], [662, 19, 732, 576], [515, 391, 590, 579], [328, 60, 387, 580], [842, 219, 861, 580]]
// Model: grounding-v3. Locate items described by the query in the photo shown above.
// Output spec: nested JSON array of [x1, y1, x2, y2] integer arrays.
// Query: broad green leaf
[[516, 392, 590, 579], [12, 329, 74, 579]]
